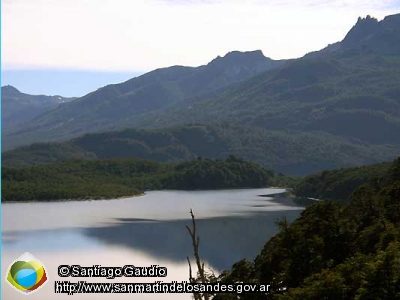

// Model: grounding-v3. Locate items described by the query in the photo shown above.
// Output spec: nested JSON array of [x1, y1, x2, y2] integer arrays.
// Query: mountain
[[3, 51, 286, 150], [3, 14, 400, 175], [128, 14, 400, 144], [144, 54, 400, 144], [3, 124, 399, 176], [4, 14, 400, 151], [1, 85, 75, 132], [306, 14, 400, 58]]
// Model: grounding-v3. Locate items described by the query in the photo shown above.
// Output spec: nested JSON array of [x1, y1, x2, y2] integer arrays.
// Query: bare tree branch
[[186, 209, 210, 300]]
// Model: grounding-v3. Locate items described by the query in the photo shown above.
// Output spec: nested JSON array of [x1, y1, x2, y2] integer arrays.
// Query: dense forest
[[211, 157, 400, 299], [1, 156, 274, 202], [3, 124, 398, 176], [293, 161, 392, 201]]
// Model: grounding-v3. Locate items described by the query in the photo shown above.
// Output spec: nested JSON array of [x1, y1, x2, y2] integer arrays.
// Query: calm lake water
[[2, 189, 304, 299]]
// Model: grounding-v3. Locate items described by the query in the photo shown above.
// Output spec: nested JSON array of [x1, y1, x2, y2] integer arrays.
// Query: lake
[[2, 188, 304, 299]]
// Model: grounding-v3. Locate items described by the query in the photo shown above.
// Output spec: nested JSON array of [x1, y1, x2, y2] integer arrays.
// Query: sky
[[2, 0, 400, 96]]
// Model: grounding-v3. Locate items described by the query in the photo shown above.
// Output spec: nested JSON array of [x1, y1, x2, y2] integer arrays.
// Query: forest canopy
[[1, 156, 274, 202], [212, 157, 400, 299]]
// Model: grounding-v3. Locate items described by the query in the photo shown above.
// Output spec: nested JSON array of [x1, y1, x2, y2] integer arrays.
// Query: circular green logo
[[6, 252, 48, 295]]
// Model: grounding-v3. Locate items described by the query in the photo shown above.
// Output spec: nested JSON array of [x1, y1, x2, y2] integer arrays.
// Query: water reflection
[[84, 210, 301, 271], [2, 189, 304, 300]]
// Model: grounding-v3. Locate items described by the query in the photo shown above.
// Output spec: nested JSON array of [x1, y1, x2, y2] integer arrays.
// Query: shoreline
[[2, 193, 146, 204], [1, 187, 289, 204]]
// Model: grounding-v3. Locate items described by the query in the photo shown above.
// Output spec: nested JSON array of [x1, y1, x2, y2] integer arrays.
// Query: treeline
[[293, 161, 392, 201], [212, 157, 400, 299], [1, 156, 274, 202], [164, 156, 273, 190], [3, 123, 398, 176]]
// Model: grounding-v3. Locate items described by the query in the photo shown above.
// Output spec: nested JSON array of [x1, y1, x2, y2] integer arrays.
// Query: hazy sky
[[2, 0, 399, 96], [3, 0, 400, 71]]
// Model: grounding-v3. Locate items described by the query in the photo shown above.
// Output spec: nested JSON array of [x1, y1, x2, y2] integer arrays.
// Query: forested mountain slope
[[213, 157, 400, 299], [3, 124, 399, 176], [3, 51, 285, 150], [1, 156, 273, 202], [294, 161, 392, 201], [1, 85, 75, 131], [4, 14, 400, 176]]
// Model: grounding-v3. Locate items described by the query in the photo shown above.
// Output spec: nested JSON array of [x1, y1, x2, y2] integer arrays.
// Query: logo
[[6, 252, 48, 295]]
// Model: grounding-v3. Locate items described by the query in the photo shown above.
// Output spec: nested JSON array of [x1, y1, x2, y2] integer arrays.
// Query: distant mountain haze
[[137, 13, 400, 144], [2, 50, 286, 149], [1, 85, 76, 132], [2, 13, 400, 176]]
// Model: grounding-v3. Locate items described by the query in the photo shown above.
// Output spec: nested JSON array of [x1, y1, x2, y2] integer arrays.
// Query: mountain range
[[1, 85, 75, 132], [3, 50, 286, 149], [2, 13, 400, 175]]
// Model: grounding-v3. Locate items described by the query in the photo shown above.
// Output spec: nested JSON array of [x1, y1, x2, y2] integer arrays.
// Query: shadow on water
[[3, 190, 304, 274], [83, 210, 302, 271]]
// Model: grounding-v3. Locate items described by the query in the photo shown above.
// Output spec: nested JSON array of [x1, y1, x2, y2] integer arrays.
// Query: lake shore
[[1, 186, 289, 203], [1, 192, 146, 204]]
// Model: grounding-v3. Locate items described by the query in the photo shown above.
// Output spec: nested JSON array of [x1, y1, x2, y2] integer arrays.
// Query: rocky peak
[[342, 15, 380, 46], [208, 50, 269, 68]]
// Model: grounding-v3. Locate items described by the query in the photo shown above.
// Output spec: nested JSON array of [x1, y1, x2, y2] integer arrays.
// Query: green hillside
[[3, 15, 400, 149], [1, 156, 273, 202], [3, 124, 399, 176], [213, 157, 400, 299], [137, 54, 400, 145], [293, 161, 392, 201], [3, 51, 284, 150], [1, 85, 75, 132], [4, 14, 400, 177]]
